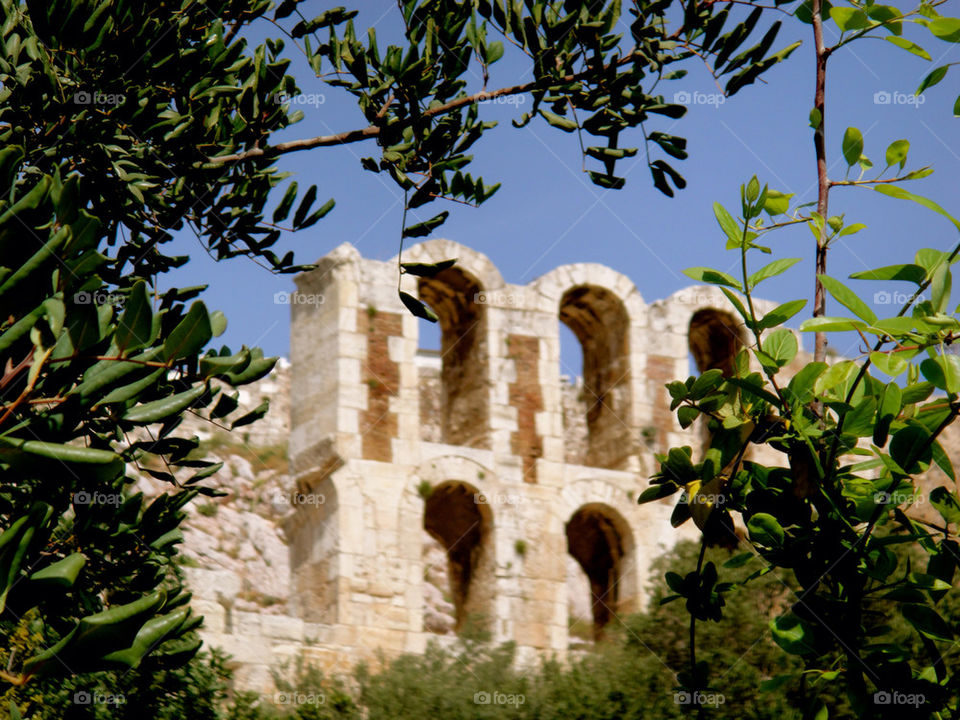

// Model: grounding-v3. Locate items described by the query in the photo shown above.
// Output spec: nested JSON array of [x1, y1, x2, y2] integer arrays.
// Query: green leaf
[[748, 258, 801, 288], [819, 274, 878, 324], [830, 7, 869, 31], [864, 4, 902, 34], [398, 291, 438, 322], [838, 223, 866, 237], [787, 361, 827, 405], [723, 552, 754, 568], [272, 181, 298, 223], [808, 108, 822, 129], [402, 211, 449, 238], [886, 36, 931, 60], [292, 185, 318, 228], [401, 259, 457, 277], [842, 127, 864, 167], [929, 486, 960, 525], [231, 400, 269, 429], [123, 384, 207, 424], [757, 299, 807, 330], [713, 202, 742, 247], [920, 355, 960, 394], [875, 185, 960, 232], [210, 310, 227, 337], [932, 261, 952, 312], [850, 263, 925, 284], [761, 328, 798, 368], [884, 139, 910, 169], [929, 17, 960, 43], [29, 553, 85, 589], [682, 267, 742, 290], [115, 281, 152, 353], [798, 316, 868, 332], [873, 382, 903, 447], [763, 190, 793, 216], [917, 66, 948, 95], [748, 512, 784, 547], [770, 613, 817, 655], [931, 441, 956, 482], [844, 396, 878, 437], [638, 483, 679, 504], [720, 287, 751, 327], [902, 603, 953, 642], [587, 171, 626, 190], [163, 302, 212, 361], [0, 438, 118, 464], [539, 109, 577, 132], [297, 198, 335, 229], [890, 425, 932, 473], [677, 406, 700, 429]]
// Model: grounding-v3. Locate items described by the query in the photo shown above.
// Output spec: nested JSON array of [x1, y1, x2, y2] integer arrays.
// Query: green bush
[[16, 539, 956, 719]]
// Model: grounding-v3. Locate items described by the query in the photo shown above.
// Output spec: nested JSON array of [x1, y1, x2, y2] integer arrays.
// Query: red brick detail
[[507, 335, 543, 483], [646, 354, 677, 455], [358, 309, 402, 462]]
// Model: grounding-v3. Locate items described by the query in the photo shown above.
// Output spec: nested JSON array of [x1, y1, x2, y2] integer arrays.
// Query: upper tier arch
[[393, 239, 505, 293]]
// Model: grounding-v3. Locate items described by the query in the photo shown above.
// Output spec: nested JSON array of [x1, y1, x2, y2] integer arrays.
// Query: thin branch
[[206, 49, 654, 165]]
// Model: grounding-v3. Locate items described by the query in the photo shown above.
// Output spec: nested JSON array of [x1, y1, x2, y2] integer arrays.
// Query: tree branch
[[206, 49, 654, 165]]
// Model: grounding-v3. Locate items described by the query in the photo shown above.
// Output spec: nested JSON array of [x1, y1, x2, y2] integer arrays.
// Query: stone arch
[[565, 502, 635, 641], [416, 265, 490, 449], [394, 238, 505, 292], [559, 285, 633, 469], [688, 308, 747, 376], [421, 480, 495, 635], [531, 265, 645, 470]]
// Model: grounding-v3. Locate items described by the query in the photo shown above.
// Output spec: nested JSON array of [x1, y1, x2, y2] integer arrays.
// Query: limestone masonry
[[167, 238, 812, 692]]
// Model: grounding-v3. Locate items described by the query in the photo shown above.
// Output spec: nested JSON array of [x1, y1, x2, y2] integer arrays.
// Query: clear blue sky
[[166, 1, 960, 369]]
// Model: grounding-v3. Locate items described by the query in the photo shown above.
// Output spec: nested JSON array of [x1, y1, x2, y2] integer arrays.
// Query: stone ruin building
[[179, 238, 797, 691]]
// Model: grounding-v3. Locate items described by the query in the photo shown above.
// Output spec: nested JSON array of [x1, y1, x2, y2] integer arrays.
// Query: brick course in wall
[[358, 309, 402, 463], [507, 334, 544, 483]]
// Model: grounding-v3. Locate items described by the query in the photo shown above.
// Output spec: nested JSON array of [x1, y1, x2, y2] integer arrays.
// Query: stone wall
[[153, 239, 960, 696]]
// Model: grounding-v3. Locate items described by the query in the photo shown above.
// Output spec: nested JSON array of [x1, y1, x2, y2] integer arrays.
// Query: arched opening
[[566, 503, 634, 642], [559, 286, 632, 469], [688, 308, 746, 376], [422, 481, 494, 634], [688, 308, 748, 455], [418, 268, 489, 449]]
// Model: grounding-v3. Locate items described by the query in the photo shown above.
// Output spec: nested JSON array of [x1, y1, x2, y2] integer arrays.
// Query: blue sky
[[166, 1, 960, 369]]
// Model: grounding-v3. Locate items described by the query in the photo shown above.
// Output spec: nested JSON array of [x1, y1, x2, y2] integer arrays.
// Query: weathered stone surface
[[151, 240, 953, 696]]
